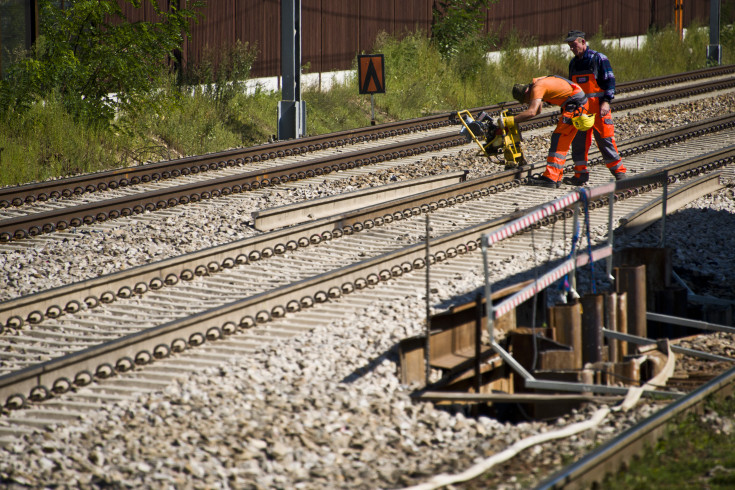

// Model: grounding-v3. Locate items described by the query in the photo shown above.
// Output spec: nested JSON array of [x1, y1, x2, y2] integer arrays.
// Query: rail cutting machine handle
[[457, 110, 492, 159]]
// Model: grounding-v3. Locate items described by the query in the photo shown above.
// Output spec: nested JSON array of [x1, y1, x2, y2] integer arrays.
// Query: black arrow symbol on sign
[[361, 59, 384, 93]]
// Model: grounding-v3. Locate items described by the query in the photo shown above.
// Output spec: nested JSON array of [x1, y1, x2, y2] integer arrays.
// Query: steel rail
[[1, 66, 733, 209], [610, 76, 735, 112], [0, 203, 534, 408], [0, 132, 469, 241], [612, 65, 735, 94], [537, 366, 735, 489], [251, 170, 469, 231], [447, 76, 735, 135], [0, 145, 731, 408], [0, 117, 455, 209], [598, 112, 735, 164], [619, 171, 726, 235]]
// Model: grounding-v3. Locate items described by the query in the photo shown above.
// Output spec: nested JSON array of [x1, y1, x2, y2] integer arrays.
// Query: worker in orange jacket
[[511, 76, 594, 188]]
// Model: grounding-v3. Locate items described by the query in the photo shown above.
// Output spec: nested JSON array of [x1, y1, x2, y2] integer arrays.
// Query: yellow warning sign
[[358, 54, 385, 94]]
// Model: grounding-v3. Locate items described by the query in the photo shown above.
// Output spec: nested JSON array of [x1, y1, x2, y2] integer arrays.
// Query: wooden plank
[[431, 347, 486, 370]]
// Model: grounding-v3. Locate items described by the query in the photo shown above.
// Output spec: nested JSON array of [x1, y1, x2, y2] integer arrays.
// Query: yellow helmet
[[572, 112, 595, 131]]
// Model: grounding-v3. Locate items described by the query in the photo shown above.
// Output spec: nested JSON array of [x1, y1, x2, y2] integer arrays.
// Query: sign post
[[357, 54, 386, 126]]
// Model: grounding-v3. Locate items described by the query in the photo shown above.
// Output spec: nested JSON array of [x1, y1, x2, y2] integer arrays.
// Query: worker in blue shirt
[[563, 30, 627, 185]]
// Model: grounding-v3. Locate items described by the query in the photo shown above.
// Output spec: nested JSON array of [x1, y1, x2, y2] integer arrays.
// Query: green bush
[[373, 30, 453, 118], [303, 76, 376, 134], [0, 0, 202, 128], [431, 0, 497, 60]]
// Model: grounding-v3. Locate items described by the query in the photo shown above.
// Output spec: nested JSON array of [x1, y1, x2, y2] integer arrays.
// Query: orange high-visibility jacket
[[529, 76, 587, 108]]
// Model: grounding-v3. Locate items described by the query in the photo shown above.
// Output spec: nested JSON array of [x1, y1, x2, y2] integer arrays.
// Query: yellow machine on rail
[[458, 109, 526, 167]]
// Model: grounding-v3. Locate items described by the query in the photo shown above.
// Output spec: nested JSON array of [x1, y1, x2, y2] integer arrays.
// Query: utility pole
[[707, 0, 722, 66], [278, 0, 306, 140]]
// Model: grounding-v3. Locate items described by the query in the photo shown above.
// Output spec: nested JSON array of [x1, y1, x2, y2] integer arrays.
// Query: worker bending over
[[511, 76, 594, 188]]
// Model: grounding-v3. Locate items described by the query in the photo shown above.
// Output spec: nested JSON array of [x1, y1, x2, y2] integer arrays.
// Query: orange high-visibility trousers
[[570, 98, 626, 179], [543, 110, 578, 182]]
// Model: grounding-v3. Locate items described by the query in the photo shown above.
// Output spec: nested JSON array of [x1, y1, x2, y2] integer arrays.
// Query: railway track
[[1, 113, 734, 431], [1, 69, 735, 486], [3, 112, 734, 331], [1, 66, 735, 243]]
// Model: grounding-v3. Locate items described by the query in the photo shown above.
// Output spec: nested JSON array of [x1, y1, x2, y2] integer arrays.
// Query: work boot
[[614, 172, 626, 181], [528, 175, 561, 188], [562, 175, 589, 186]]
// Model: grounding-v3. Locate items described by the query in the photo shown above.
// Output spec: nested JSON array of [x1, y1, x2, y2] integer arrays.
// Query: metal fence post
[[570, 201, 580, 299], [660, 171, 668, 248], [482, 234, 495, 343], [424, 214, 431, 386], [607, 187, 615, 281]]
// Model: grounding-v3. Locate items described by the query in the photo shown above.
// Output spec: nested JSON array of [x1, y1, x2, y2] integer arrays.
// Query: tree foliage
[[182, 39, 259, 109], [0, 0, 203, 127], [431, 0, 496, 60]]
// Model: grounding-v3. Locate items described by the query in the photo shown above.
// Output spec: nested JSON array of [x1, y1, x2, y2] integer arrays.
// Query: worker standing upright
[[511, 76, 595, 188], [564, 30, 627, 185]]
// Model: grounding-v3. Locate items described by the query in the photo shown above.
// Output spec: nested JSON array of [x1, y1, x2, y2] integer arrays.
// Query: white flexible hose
[[400, 407, 610, 490], [402, 344, 676, 490], [615, 342, 676, 412]]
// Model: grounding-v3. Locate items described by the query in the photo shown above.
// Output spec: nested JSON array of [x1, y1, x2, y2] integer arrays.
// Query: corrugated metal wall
[[163, 1, 716, 77], [182, 0, 433, 78], [484, 0, 712, 42], [0, 1, 718, 80]]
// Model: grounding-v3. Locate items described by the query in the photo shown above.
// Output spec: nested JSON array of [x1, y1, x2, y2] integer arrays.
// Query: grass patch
[[603, 395, 735, 489], [303, 74, 381, 133], [375, 30, 455, 117], [0, 96, 124, 184], [1, 24, 733, 187]]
